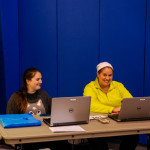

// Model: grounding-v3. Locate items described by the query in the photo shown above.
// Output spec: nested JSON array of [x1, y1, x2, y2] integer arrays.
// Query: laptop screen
[[108, 97, 150, 122], [119, 97, 150, 120], [49, 96, 91, 126]]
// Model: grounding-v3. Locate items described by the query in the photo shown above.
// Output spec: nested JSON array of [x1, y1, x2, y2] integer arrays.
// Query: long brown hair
[[16, 68, 41, 113]]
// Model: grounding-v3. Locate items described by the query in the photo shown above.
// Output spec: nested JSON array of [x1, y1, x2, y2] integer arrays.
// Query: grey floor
[[0, 145, 13, 150]]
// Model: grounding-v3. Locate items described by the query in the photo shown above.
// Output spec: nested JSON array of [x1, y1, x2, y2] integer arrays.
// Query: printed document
[[49, 125, 85, 133]]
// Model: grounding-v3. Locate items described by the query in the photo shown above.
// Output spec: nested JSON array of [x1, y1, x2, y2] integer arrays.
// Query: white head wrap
[[96, 62, 113, 72]]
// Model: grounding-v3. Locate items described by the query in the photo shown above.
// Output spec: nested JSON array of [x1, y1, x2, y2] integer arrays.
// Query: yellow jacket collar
[[94, 77, 115, 91]]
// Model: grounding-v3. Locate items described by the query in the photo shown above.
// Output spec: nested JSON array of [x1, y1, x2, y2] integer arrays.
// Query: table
[[0, 115, 150, 145]]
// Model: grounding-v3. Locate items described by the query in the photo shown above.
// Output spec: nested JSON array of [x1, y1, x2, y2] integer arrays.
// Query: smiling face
[[97, 67, 113, 88], [26, 72, 42, 94]]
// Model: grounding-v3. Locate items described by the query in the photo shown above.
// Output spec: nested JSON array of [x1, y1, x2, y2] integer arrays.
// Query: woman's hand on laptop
[[112, 106, 121, 113]]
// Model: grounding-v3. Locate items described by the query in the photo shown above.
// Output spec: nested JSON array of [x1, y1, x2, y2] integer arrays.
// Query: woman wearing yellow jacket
[[83, 62, 138, 150], [83, 71, 132, 113]]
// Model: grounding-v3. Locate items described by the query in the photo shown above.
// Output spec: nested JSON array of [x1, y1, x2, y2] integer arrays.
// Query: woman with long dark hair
[[7, 68, 70, 150], [7, 68, 51, 115]]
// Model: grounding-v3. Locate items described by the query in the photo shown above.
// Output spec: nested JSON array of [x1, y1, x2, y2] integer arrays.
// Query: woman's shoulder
[[111, 81, 125, 88], [8, 91, 20, 103], [38, 90, 48, 94], [38, 90, 51, 97], [10, 91, 20, 98], [84, 80, 99, 93], [84, 81, 95, 88], [112, 80, 122, 84]]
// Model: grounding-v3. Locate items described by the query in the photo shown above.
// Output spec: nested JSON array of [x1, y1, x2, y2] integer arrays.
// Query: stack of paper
[[49, 125, 85, 133]]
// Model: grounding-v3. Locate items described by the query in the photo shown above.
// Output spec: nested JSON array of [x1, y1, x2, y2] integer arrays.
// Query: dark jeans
[[88, 135, 139, 150], [119, 135, 139, 150]]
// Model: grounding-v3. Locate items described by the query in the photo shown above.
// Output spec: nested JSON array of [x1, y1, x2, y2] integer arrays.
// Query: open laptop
[[43, 96, 91, 126], [108, 97, 150, 122]]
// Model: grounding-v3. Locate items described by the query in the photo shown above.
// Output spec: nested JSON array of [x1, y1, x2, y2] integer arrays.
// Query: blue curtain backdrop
[[0, 1, 6, 114], [0, 0, 19, 114], [18, 0, 58, 98], [99, 0, 146, 97], [57, 0, 100, 97], [144, 0, 150, 97], [0, 0, 150, 144]]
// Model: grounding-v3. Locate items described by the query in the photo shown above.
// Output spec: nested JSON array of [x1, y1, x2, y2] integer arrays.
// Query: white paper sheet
[[49, 125, 85, 133], [89, 114, 107, 120]]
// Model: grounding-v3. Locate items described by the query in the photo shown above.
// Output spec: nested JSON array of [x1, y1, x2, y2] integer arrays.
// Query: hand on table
[[112, 106, 121, 113]]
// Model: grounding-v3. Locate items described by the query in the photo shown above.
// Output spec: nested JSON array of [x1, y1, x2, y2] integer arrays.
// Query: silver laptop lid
[[118, 97, 150, 121], [50, 96, 91, 126]]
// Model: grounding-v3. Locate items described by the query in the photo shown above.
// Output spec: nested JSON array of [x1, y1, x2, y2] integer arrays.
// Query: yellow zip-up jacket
[[83, 78, 132, 114]]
